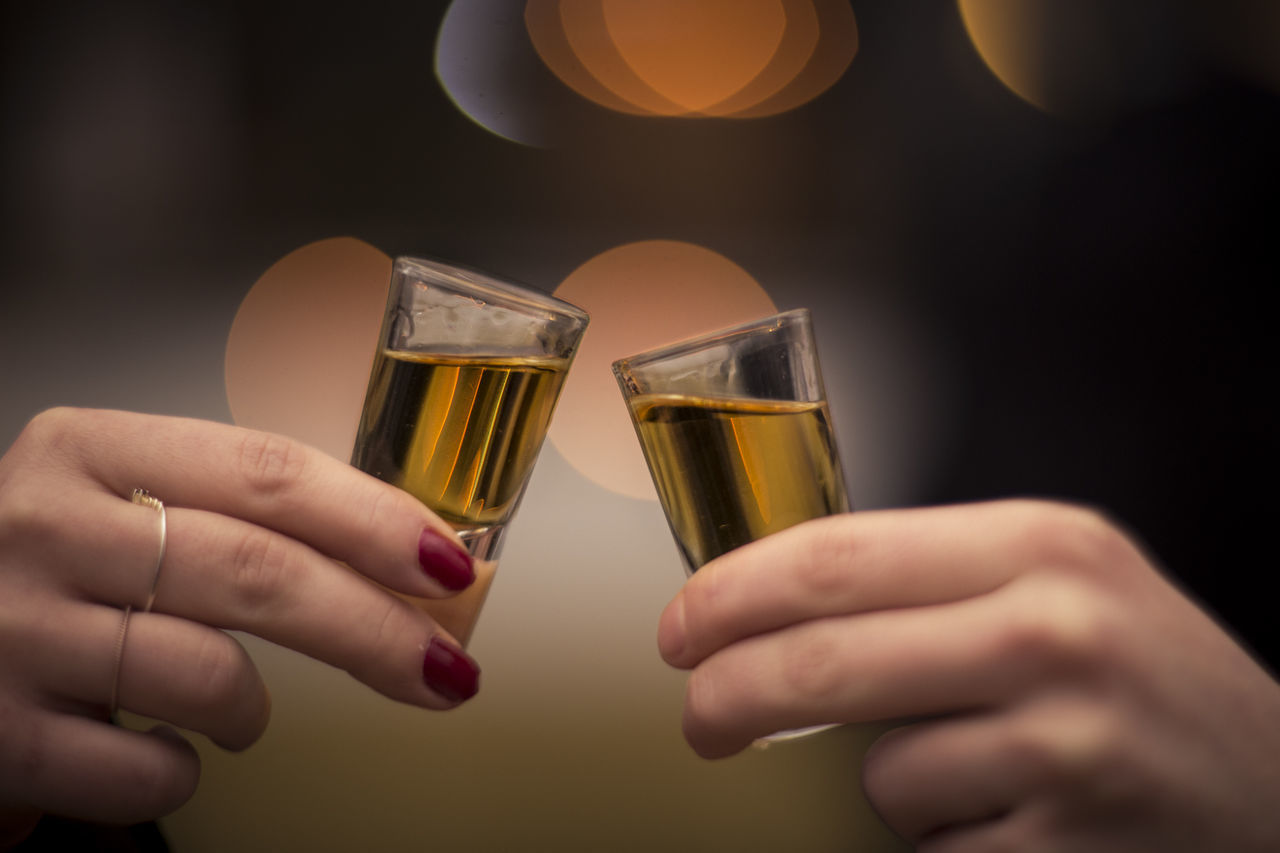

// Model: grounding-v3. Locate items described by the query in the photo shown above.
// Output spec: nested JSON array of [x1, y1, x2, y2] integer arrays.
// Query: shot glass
[[353, 256, 589, 642], [613, 308, 849, 742]]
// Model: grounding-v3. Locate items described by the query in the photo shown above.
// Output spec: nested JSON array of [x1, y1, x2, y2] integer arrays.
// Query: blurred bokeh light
[[955, 0, 1252, 118], [435, 0, 562, 146], [547, 240, 778, 500], [224, 237, 391, 460], [573, 0, 788, 114], [433, 0, 862, 140], [528, 0, 857, 118]]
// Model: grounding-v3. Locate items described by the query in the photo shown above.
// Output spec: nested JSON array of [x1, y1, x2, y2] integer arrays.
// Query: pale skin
[[658, 501, 1280, 852], [6, 412, 1278, 851], [0, 409, 481, 845]]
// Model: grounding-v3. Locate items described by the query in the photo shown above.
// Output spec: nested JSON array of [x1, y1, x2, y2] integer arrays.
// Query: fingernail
[[422, 636, 480, 702], [418, 527, 475, 591]]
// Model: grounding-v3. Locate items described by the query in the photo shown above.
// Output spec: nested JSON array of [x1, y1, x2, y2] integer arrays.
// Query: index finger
[[658, 499, 1107, 668], [32, 408, 469, 598]]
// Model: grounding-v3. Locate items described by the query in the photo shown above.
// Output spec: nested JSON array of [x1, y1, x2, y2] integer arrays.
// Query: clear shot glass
[[352, 256, 589, 642], [613, 308, 850, 742]]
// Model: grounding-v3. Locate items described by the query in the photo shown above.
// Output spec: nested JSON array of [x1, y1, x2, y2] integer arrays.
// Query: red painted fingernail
[[422, 636, 480, 702], [418, 527, 475, 591]]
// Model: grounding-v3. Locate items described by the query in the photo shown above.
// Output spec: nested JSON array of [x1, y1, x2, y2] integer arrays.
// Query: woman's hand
[[0, 408, 481, 837], [658, 500, 1280, 851]]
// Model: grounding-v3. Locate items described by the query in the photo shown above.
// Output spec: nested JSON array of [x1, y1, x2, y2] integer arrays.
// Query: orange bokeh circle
[[225, 237, 391, 459], [547, 240, 777, 500], [602, 0, 787, 114], [227, 238, 782, 502], [525, 0, 857, 118]]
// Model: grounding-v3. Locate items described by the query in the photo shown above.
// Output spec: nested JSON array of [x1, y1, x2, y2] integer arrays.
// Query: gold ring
[[131, 488, 166, 612], [109, 605, 133, 719]]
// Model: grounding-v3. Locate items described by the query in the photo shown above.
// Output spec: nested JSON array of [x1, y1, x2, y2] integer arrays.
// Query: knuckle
[[995, 576, 1119, 678], [792, 521, 858, 598], [230, 528, 294, 610], [0, 408, 85, 495], [18, 407, 82, 450], [347, 598, 416, 691], [1009, 500, 1134, 578], [371, 597, 413, 652], [1011, 701, 1123, 793], [778, 629, 845, 701], [0, 486, 57, 549], [360, 483, 403, 540], [236, 430, 308, 498]]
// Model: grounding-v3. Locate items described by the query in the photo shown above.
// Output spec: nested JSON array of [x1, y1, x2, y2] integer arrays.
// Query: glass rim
[[393, 255, 590, 325], [611, 307, 810, 375]]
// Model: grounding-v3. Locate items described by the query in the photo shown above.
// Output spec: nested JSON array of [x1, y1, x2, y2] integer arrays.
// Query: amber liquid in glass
[[629, 392, 849, 572], [353, 350, 568, 533]]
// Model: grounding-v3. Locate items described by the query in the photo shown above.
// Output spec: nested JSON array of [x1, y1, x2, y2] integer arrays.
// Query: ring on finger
[[108, 605, 132, 720], [131, 488, 167, 612], [110, 488, 166, 718]]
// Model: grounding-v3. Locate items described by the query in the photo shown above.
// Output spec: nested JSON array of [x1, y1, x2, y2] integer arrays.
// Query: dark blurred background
[[5, 0, 1273, 660], [2, 1, 1276, 848]]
